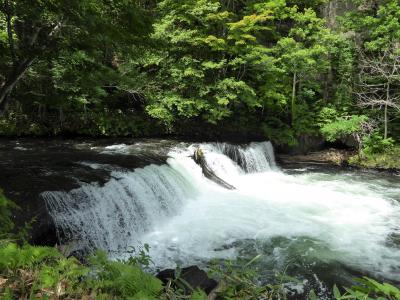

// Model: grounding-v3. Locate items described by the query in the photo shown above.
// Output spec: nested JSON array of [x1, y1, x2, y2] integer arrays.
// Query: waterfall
[[42, 163, 195, 255], [42, 141, 400, 285], [206, 141, 277, 173], [42, 141, 277, 255]]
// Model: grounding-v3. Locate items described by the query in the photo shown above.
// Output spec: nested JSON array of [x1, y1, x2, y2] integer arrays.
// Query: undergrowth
[[0, 242, 166, 299], [349, 146, 400, 170]]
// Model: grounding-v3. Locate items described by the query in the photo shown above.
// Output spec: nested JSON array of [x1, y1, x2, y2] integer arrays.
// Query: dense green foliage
[[1, 1, 400, 155], [0, 242, 166, 299]]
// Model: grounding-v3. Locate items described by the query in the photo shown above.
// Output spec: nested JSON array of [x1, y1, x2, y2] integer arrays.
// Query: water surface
[[33, 140, 400, 297]]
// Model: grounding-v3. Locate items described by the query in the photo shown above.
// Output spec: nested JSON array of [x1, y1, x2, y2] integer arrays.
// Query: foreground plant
[[0, 243, 165, 299], [208, 256, 290, 299], [333, 277, 400, 300]]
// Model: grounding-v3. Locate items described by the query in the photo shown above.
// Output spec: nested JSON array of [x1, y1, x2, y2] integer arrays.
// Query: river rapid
[[2, 139, 399, 298]]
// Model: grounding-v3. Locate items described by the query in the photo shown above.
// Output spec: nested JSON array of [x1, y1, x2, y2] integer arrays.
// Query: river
[[1, 139, 400, 298]]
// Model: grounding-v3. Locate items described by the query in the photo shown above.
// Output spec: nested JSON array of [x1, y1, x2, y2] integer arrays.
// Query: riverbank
[[277, 148, 400, 174], [277, 148, 354, 167], [348, 147, 400, 172]]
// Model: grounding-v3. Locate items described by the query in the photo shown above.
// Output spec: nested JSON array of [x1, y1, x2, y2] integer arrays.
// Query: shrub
[[320, 115, 368, 144], [89, 251, 163, 299], [0, 243, 165, 299], [362, 133, 394, 155]]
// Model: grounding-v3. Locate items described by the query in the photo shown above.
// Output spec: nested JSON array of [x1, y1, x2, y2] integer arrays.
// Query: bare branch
[[356, 46, 400, 111]]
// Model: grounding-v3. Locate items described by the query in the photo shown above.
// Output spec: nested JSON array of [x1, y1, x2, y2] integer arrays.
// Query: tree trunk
[[291, 72, 297, 126], [384, 103, 388, 139], [5, 0, 16, 65], [59, 107, 64, 128], [384, 82, 390, 139], [84, 103, 88, 124], [0, 57, 35, 115], [354, 133, 363, 158]]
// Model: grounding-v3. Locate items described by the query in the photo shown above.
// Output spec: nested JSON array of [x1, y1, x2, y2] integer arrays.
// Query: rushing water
[[42, 141, 400, 297]]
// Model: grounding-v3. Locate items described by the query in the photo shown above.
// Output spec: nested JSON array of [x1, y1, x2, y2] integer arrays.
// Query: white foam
[[43, 141, 400, 282]]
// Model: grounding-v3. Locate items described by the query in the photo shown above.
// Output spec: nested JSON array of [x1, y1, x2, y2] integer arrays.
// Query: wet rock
[[277, 134, 325, 155], [156, 266, 218, 295]]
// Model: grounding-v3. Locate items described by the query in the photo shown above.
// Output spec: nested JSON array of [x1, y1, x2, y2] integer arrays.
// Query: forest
[[1, 0, 400, 299], [1, 0, 399, 164]]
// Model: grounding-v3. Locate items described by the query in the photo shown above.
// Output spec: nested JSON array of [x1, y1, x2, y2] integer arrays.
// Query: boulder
[[157, 266, 218, 295]]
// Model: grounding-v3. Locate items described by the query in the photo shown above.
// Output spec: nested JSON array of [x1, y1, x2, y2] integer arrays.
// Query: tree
[[342, 0, 400, 51], [274, 7, 334, 128], [0, 0, 150, 115], [144, 0, 275, 127], [356, 47, 400, 139], [338, 0, 400, 141], [276, 37, 328, 126]]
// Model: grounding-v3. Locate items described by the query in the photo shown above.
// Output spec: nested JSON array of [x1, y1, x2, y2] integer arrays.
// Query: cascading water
[[209, 141, 277, 173], [42, 163, 196, 255], [42, 141, 400, 295]]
